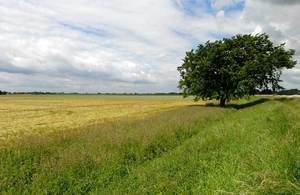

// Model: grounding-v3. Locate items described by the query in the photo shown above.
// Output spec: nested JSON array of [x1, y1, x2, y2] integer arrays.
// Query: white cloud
[[244, 0, 300, 88], [252, 25, 262, 35], [0, 0, 299, 92]]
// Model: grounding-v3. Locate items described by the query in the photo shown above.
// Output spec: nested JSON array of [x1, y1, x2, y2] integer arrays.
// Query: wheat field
[[0, 95, 202, 141]]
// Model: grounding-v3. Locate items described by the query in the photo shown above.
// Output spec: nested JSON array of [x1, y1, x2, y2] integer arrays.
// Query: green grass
[[0, 97, 300, 194]]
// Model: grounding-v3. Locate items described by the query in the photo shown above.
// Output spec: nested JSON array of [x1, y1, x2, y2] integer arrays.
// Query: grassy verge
[[0, 98, 299, 194]]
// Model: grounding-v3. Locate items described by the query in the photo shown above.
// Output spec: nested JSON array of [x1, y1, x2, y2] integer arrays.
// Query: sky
[[0, 0, 299, 93]]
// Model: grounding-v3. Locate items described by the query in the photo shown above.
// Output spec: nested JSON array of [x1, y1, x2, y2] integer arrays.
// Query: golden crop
[[0, 95, 202, 140]]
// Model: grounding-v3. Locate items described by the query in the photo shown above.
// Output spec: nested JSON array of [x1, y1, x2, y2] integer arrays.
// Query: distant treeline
[[1, 90, 299, 96], [0, 91, 183, 96], [97, 92, 183, 96], [277, 89, 300, 95], [256, 89, 300, 95]]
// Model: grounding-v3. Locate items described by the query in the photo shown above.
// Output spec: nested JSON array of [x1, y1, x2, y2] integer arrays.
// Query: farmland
[[0, 95, 300, 194], [0, 95, 200, 141]]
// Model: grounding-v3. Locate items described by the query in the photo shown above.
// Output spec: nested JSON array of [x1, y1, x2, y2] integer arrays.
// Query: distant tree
[[178, 33, 297, 106], [0, 90, 8, 95], [278, 89, 300, 95]]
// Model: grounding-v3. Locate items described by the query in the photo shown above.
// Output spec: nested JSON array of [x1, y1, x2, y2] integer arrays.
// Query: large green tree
[[178, 33, 297, 107]]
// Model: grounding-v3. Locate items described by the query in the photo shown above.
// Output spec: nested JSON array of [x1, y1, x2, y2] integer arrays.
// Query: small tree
[[0, 90, 8, 95], [178, 33, 296, 106]]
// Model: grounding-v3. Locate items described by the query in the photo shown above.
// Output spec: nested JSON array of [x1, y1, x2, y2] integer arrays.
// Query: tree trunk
[[220, 97, 226, 107]]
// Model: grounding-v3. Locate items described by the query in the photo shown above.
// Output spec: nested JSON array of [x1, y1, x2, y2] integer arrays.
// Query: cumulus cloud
[[0, 0, 183, 92], [0, 0, 299, 92], [243, 0, 300, 88]]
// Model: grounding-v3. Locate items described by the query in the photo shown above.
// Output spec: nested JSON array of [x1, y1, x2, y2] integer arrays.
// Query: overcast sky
[[0, 0, 299, 93]]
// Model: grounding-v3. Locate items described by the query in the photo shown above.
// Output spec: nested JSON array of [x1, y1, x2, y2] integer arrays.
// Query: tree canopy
[[178, 33, 297, 106]]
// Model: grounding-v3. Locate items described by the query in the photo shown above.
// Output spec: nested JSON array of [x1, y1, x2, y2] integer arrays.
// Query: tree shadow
[[227, 98, 270, 109], [201, 98, 270, 110]]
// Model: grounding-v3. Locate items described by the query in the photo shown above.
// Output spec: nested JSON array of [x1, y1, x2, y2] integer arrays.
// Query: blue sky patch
[[58, 22, 108, 37], [173, 0, 245, 16], [173, 0, 214, 17], [208, 32, 233, 41], [223, 0, 245, 13]]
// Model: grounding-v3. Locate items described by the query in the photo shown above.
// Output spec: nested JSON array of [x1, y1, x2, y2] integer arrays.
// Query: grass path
[[105, 98, 300, 194], [0, 98, 299, 194]]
